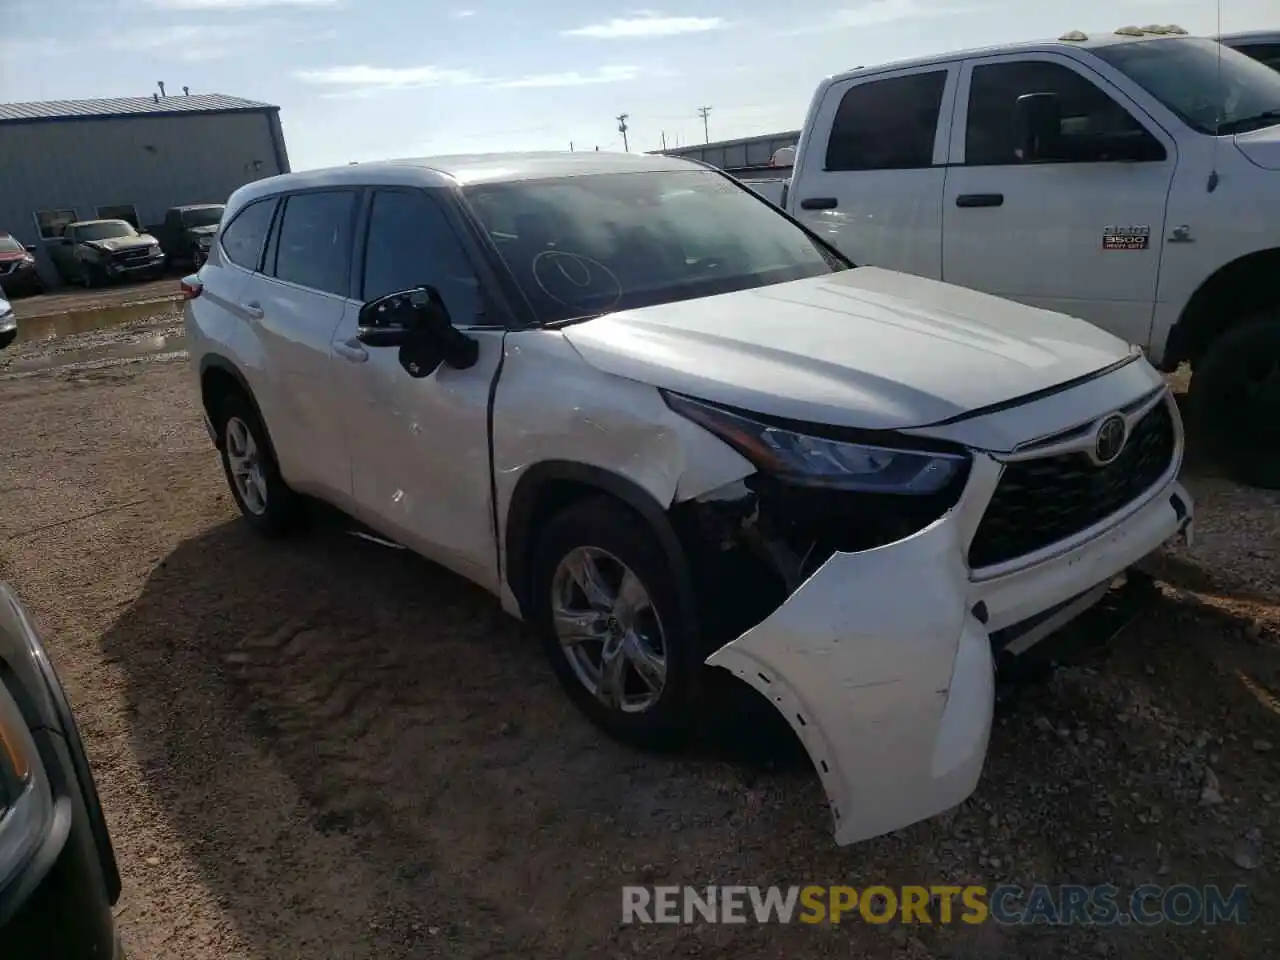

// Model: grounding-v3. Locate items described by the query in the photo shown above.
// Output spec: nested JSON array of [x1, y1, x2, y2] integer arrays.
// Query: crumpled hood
[[86, 235, 155, 253], [0, 251, 28, 262], [1234, 124, 1280, 170], [561, 267, 1134, 431]]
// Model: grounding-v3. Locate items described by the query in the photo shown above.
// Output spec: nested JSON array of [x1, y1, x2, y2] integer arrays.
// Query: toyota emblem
[[1092, 414, 1128, 466]]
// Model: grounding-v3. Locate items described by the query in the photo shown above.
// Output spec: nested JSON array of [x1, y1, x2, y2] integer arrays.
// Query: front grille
[[114, 247, 152, 263], [968, 397, 1176, 569]]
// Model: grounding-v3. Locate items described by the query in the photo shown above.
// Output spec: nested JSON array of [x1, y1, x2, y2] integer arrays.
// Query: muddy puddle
[[2, 298, 185, 377]]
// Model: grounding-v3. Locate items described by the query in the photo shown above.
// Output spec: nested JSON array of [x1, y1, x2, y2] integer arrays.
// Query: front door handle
[[955, 193, 1004, 208], [243, 301, 265, 320], [799, 196, 838, 210], [333, 338, 368, 364]]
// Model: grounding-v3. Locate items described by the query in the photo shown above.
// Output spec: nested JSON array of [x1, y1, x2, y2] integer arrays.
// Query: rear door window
[[270, 190, 359, 297], [825, 70, 948, 171]]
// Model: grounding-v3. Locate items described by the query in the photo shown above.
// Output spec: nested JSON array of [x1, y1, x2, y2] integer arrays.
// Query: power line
[[616, 113, 630, 153], [697, 105, 712, 143]]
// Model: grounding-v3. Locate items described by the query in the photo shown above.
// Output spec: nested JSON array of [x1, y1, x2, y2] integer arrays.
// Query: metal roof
[[0, 93, 278, 125]]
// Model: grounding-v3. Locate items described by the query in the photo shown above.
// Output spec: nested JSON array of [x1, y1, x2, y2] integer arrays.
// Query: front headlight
[[0, 307, 15, 333], [148, 244, 163, 257], [664, 392, 968, 494], [0, 678, 53, 890]]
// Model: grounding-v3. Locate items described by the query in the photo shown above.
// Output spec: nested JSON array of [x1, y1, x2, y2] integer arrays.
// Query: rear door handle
[[243, 301, 265, 320], [955, 193, 1004, 208], [333, 338, 368, 364], [799, 197, 838, 210]]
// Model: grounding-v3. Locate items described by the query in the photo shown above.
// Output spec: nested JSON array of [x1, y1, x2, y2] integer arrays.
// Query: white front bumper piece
[[707, 469, 1193, 846]]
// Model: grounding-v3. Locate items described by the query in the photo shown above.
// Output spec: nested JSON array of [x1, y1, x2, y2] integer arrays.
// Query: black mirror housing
[[23, 244, 37, 253], [356, 286, 479, 372], [1013, 92, 1062, 162]]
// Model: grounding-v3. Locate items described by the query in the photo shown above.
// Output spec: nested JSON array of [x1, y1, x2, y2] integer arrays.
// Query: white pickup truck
[[785, 26, 1280, 489]]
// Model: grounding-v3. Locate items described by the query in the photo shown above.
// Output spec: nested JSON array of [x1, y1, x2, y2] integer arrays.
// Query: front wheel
[[529, 497, 701, 750], [1190, 315, 1280, 490], [215, 391, 302, 535]]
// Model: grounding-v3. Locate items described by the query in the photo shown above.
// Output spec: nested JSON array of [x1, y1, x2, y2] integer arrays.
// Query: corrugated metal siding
[[0, 93, 274, 123], [658, 130, 802, 172], [0, 112, 286, 282]]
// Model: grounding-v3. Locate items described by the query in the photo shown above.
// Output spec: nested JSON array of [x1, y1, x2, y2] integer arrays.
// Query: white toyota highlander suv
[[183, 152, 1194, 846]]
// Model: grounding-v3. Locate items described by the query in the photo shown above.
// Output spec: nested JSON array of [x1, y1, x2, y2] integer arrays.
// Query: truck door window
[[360, 189, 483, 324], [1234, 43, 1280, 71], [966, 60, 1162, 165], [825, 70, 948, 171]]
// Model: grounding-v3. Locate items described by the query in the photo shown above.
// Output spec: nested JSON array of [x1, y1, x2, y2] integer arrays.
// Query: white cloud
[[144, 0, 338, 9], [107, 24, 259, 60], [831, 0, 975, 29], [491, 65, 644, 88], [452, 8, 476, 17], [563, 13, 725, 39], [295, 64, 485, 98]]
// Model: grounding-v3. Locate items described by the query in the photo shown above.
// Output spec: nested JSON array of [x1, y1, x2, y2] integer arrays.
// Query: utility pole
[[569, 141, 575, 152], [660, 130, 668, 151], [697, 105, 712, 143], [616, 113, 630, 152]]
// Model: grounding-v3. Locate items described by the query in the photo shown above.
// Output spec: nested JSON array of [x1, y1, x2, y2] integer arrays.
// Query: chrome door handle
[[243, 301, 265, 321], [333, 338, 368, 363]]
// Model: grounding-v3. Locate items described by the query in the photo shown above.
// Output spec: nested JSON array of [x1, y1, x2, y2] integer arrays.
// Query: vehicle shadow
[[96, 516, 815, 957]]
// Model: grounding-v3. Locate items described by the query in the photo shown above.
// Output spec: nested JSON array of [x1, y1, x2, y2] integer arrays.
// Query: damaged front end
[[670, 464, 987, 846], [663, 388, 1191, 846]]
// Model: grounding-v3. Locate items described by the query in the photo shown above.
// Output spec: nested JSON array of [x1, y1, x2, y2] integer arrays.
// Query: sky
[[1, 0, 1275, 170]]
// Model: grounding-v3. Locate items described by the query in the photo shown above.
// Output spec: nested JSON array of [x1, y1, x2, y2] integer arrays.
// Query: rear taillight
[[180, 275, 203, 300]]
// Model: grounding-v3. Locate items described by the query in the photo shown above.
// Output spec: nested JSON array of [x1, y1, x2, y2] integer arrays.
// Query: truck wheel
[[1190, 315, 1280, 490], [528, 496, 701, 750]]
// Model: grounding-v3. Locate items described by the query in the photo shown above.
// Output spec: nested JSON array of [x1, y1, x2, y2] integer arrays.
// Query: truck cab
[[1220, 30, 1280, 71], [786, 26, 1280, 488]]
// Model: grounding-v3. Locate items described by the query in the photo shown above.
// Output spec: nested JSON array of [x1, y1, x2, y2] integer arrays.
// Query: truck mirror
[[1013, 92, 1062, 162]]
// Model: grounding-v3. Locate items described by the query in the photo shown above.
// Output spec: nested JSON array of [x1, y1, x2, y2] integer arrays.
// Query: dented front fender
[[706, 516, 995, 845]]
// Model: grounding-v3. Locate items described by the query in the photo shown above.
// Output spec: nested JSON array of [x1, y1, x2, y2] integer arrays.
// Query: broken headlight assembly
[[0, 676, 53, 895], [663, 391, 969, 494], [664, 391, 974, 646]]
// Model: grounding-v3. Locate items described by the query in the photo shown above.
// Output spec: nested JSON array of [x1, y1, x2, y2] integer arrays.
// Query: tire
[[214, 390, 302, 535], [529, 496, 701, 750], [1190, 315, 1280, 490]]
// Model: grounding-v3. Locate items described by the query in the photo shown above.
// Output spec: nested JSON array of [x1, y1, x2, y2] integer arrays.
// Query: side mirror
[[356, 286, 479, 374], [1013, 92, 1062, 163], [23, 245, 36, 253]]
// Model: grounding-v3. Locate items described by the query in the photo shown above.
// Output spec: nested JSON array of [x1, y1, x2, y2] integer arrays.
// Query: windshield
[[463, 170, 846, 324], [182, 207, 224, 228], [0, 237, 24, 254], [75, 221, 137, 242], [1095, 37, 1280, 135]]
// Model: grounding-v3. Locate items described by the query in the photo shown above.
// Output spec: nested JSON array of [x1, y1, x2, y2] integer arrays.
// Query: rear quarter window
[[220, 198, 278, 271]]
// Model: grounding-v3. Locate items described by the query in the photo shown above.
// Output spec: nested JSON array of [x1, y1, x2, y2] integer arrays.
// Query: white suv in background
[[183, 152, 1194, 846]]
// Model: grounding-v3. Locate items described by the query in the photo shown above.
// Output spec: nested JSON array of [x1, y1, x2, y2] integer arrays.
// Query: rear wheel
[[214, 390, 302, 535], [1190, 314, 1280, 490], [529, 497, 701, 749]]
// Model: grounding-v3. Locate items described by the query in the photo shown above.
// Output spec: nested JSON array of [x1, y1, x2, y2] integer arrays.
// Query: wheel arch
[[198, 353, 279, 462], [1164, 247, 1280, 370], [503, 461, 697, 625]]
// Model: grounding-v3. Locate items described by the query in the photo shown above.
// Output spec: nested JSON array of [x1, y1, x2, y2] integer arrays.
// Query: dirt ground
[[11, 277, 183, 320], [1, 320, 1278, 959]]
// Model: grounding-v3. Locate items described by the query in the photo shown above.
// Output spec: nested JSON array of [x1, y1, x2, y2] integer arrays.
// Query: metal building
[[0, 92, 289, 286], [656, 130, 800, 182]]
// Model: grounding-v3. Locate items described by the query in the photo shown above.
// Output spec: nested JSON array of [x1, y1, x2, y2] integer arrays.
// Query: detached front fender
[[706, 516, 994, 845]]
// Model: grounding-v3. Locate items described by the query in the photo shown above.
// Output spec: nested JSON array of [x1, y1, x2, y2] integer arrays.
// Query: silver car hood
[[561, 267, 1134, 431]]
